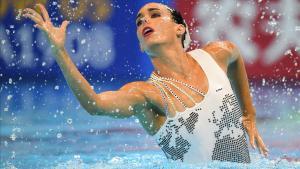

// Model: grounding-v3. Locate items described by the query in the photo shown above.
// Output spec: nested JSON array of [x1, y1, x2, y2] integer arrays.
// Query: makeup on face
[[137, 7, 173, 40], [136, 7, 172, 27]]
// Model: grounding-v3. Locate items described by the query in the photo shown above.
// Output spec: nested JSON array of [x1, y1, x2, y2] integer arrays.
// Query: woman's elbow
[[80, 101, 104, 116]]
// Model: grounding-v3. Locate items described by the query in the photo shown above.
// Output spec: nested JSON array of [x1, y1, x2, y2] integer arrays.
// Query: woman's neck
[[149, 45, 192, 80]]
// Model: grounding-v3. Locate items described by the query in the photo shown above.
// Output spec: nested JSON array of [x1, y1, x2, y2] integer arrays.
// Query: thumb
[[61, 20, 70, 31]]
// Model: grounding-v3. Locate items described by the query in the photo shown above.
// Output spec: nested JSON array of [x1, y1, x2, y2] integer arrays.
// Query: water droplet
[[128, 105, 133, 111], [57, 133, 62, 139], [74, 154, 80, 159], [67, 118, 73, 125], [54, 85, 60, 90], [10, 133, 16, 141], [7, 95, 13, 101], [261, 80, 267, 88], [284, 49, 292, 56], [80, 39, 86, 44]]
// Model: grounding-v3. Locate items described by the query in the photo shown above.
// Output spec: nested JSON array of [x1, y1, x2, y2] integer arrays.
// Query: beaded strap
[[154, 77, 197, 104], [147, 79, 176, 116], [151, 76, 188, 109], [152, 72, 206, 97], [146, 71, 207, 115], [149, 77, 178, 111]]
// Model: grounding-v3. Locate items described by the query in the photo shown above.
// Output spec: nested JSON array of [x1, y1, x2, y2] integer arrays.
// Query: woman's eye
[[136, 20, 142, 27], [151, 13, 160, 18], [136, 13, 160, 27]]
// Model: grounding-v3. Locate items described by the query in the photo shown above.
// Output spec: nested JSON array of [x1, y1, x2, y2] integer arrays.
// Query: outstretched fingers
[[23, 8, 44, 21], [23, 8, 44, 25], [33, 24, 45, 31], [243, 119, 256, 149], [256, 134, 269, 156], [249, 129, 256, 149], [36, 4, 51, 22], [242, 116, 269, 157]]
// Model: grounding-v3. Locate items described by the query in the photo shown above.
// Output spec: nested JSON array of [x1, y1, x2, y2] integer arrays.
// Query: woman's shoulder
[[187, 40, 237, 61], [200, 40, 238, 70], [202, 40, 237, 50], [119, 78, 162, 98], [118, 80, 155, 93], [119, 78, 166, 116], [188, 40, 238, 73]]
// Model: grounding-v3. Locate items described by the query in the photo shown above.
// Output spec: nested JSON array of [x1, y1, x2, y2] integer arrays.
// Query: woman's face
[[136, 3, 182, 53]]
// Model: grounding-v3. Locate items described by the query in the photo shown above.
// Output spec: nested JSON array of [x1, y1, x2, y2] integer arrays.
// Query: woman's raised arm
[[22, 4, 148, 118]]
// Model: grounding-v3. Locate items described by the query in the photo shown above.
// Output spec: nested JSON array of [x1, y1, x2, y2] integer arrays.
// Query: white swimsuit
[[147, 49, 250, 163]]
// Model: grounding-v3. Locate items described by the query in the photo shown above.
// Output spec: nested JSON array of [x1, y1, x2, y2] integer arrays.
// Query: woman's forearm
[[53, 47, 101, 113], [22, 4, 102, 114], [227, 53, 256, 118]]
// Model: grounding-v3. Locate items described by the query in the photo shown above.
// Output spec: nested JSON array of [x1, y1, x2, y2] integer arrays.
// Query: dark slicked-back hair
[[166, 7, 187, 48]]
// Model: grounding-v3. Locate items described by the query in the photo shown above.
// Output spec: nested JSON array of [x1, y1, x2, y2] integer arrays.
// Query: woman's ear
[[176, 24, 185, 38]]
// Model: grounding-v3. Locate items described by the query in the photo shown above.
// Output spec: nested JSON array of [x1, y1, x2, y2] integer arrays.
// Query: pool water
[[1, 83, 299, 168]]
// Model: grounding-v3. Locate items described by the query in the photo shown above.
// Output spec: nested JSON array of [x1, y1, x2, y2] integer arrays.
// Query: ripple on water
[[40, 152, 300, 169]]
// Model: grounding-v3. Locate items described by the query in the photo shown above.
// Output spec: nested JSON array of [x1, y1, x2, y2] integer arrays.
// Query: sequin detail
[[157, 112, 199, 161], [209, 94, 250, 163]]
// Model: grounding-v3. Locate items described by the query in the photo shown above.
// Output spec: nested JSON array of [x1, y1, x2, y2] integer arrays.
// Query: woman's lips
[[144, 31, 154, 37], [142, 26, 154, 37]]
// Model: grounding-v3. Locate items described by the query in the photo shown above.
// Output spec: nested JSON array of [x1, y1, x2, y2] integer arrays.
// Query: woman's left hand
[[242, 114, 269, 157]]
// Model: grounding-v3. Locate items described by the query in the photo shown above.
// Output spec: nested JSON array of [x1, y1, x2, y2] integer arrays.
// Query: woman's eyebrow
[[136, 8, 161, 21]]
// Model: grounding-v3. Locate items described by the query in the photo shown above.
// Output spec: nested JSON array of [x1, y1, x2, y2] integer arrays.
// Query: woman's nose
[[140, 17, 149, 25]]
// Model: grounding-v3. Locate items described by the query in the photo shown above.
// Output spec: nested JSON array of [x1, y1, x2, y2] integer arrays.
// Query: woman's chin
[[144, 41, 166, 50]]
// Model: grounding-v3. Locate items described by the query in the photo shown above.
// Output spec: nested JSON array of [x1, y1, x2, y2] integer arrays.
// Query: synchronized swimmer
[[22, 2, 268, 163]]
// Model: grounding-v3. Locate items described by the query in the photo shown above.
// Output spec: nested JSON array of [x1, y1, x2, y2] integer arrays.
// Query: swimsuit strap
[[150, 74, 196, 106], [151, 72, 206, 107], [151, 76, 188, 109], [156, 78, 197, 104], [152, 72, 206, 97], [147, 79, 176, 117]]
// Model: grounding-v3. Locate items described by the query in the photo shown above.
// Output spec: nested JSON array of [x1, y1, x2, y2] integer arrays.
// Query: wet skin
[[22, 2, 269, 157]]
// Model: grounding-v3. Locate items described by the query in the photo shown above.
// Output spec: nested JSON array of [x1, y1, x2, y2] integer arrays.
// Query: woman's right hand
[[22, 3, 69, 50]]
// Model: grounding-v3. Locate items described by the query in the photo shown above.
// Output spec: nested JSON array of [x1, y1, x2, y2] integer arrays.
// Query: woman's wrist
[[243, 107, 256, 118], [52, 45, 66, 55]]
